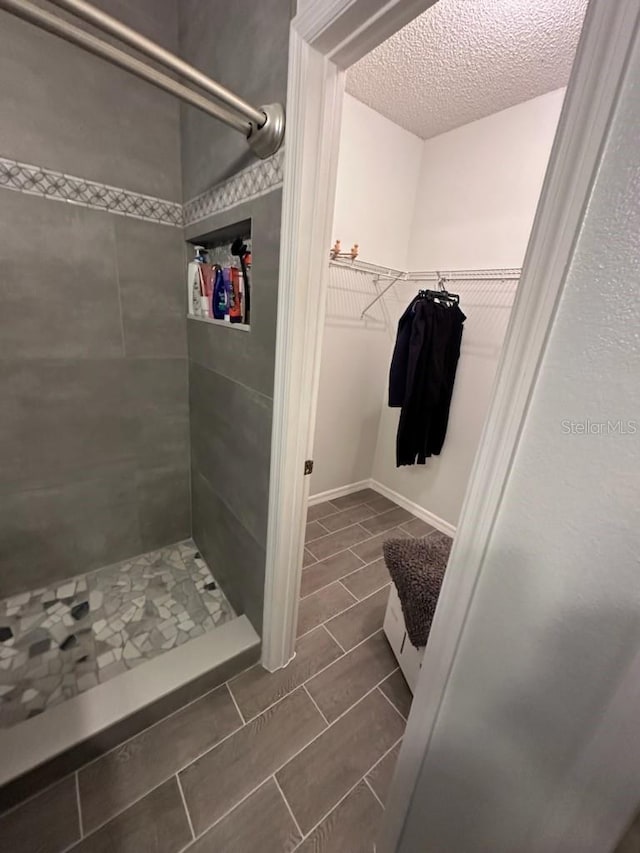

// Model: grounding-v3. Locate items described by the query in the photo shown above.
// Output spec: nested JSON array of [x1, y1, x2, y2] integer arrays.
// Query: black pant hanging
[[389, 298, 465, 466]]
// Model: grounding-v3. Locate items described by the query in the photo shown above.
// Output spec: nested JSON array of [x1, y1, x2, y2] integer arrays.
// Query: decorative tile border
[[0, 156, 183, 227], [0, 148, 285, 229], [182, 148, 284, 226]]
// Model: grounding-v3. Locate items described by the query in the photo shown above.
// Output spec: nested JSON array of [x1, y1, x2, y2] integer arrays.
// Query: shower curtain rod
[[0, 0, 285, 159]]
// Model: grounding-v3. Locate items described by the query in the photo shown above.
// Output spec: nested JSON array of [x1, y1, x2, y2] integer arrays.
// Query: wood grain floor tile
[[319, 503, 376, 533], [366, 742, 401, 806], [79, 684, 241, 833], [307, 501, 339, 522], [306, 524, 371, 561], [300, 550, 363, 598], [276, 689, 404, 833], [350, 527, 411, 564], [325, 587, 389, 651], [179, 688, 325, 836], [186, 779, 301, 853], [297, 582, 356, 638], [329, 489, 378, 511], [70, 778, 191, 853], [0, 776, 79, 853], [341, 557, 390, 599], [306, 632, 397, 722], [360, 507, 412, 535], [296, 781, 382, 853], [229, 627, 342, 719], [365, 495, 398, 514], [306, 520, 328, 542], [400, 517, 437, 538], [379, 670, 413, 719], [302, 548, 317, 568]]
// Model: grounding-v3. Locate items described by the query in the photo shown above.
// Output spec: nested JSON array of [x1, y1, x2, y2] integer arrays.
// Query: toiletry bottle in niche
[[200, 263, 216, 318], [187, 245, 208, 317], [212, 266, 228, 320], [229, 266, 243, 323], [222, 267, 232, 322]]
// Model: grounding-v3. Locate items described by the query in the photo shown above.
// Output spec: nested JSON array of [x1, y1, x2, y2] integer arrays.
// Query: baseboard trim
[[309, 477, 456, 538], [308, 479, 373, 506], [370, 480, 457, 538]]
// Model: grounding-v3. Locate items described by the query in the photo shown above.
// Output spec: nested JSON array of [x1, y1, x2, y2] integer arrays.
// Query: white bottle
[[187, 246, 207, 317]]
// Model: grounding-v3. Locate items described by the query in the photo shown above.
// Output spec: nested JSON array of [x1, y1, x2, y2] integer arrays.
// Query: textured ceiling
[[346, 0, 587, 139]]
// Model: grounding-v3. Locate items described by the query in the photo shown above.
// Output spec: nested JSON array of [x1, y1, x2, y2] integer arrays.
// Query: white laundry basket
[[383, 584, 425, 694]]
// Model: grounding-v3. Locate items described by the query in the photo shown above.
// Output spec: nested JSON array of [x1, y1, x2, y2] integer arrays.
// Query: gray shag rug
[[383, 533, 452, 648]]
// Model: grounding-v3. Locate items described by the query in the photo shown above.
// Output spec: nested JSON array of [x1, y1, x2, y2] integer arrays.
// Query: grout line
[[302, 684, 330, 726], [2, 563, 389, 829], [337, 579, 358, 602], [289, 777, 365, 850], [23, 629, 402, 849], [75, 772, 83, 839], [299, 553, 386, 601], [306, 513, 414, 564], [376, 681, 409, 721], [4, 532, 399, 836], [188, 776, 271, 844], [322, 623, 346, 653], [241, 622, 391, 726], [273, 774, 305, 840], [305, 523, 378, 563], [225, 682, 246, 726], [299, 574, 355, 601], [289, 735, 404, 853], [190, 676, 403, 841], [363, 775, 386, 809], [176, 774, 196, 841]]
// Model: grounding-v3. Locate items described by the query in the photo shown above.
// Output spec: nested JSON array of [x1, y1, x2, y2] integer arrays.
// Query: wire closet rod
[[328, 258, 522, 319], [0, 0, 285, 159]]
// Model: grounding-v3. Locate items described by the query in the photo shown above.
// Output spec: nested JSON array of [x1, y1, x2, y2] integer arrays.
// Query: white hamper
[[383, 583, 425, 694]]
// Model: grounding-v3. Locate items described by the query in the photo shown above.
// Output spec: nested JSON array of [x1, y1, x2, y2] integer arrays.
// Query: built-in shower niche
[[186, 217, 252, 330]]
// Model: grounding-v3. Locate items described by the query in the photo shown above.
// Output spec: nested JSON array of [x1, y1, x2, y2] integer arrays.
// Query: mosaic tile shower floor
[[0, 540, 235, 728]]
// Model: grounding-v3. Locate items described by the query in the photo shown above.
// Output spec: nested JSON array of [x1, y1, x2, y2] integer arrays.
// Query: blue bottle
[[212, 266, 228, 320]]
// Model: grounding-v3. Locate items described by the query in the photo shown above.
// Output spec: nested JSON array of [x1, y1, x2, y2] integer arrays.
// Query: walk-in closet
[[300, 0, 587, 702]]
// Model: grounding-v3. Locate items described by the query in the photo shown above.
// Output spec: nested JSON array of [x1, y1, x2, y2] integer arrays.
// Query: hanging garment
[[390, 297, 465, 466]]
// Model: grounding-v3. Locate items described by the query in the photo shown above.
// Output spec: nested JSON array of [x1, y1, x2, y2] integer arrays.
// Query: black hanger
[[418, 274, 459, 306]]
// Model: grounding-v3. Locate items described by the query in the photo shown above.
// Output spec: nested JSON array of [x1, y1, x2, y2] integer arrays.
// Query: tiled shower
[[0, 0, 287, 745]]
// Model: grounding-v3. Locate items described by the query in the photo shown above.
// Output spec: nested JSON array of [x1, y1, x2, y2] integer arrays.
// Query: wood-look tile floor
[[0, 489, 443, 853]]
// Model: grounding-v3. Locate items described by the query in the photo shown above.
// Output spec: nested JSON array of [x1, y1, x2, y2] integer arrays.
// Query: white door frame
[[262, 0, 639, 847]]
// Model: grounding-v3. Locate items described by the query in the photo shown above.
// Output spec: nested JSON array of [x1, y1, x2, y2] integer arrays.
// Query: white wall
[[398, 29, 640, 850], [313, 89, 564, 518], [310, 94, 423, 495], [372, 89, 565, 525], [407, 88, 567, 270]]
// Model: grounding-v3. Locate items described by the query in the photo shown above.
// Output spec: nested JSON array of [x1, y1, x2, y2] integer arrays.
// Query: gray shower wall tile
[[0, 192, 123, 360], [0, 358, 189, 494], [0, 5, 182, 200], [189, 362, 272, 548], [0, 488, 78, 598], [0, 462, 141, 597], [127, 358, 190, 472], [115, 215, 187, 358], [0, 460, 193, 598], [185, 189, 282, 399], [137, 464, 191, 552], [179, 0, 291, 198], [192, 469, 266, 632], [0, 359, 134, 492]]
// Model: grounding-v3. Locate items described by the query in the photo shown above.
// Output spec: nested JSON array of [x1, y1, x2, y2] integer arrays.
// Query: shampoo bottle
[[212, 266, 228, 320], [187, 245, 208, 317]]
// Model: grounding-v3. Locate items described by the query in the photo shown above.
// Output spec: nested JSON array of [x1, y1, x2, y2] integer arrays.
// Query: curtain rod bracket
[[247, 103, 286, 159]]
